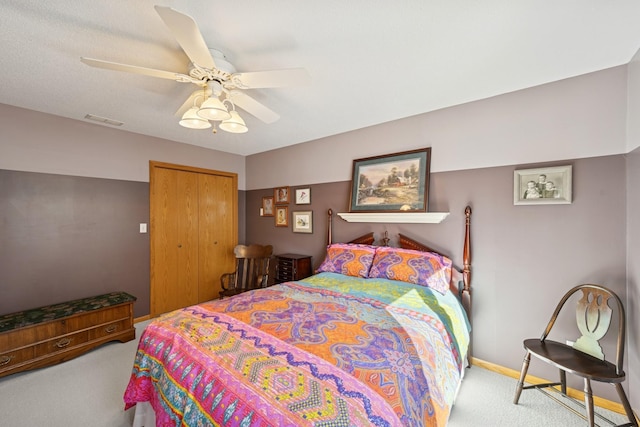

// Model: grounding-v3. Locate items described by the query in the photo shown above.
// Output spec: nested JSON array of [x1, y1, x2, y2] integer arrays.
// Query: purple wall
[[0, 170, 150, 318], [0, 170, 248, 319], [246, 155, 629, 402]]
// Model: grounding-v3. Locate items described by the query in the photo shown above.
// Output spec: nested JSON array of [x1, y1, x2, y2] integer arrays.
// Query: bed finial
[[381, 230, 390, 246]]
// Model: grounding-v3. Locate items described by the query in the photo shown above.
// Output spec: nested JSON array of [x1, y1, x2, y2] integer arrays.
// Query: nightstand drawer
[[275, 254, 312, 284]]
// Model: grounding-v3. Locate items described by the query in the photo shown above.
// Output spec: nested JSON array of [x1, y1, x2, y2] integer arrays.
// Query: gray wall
[[0, 103, 246, 188], [625, 47, 640, 412], [627, 146, 640, 410], [246, 65, 628, 189]]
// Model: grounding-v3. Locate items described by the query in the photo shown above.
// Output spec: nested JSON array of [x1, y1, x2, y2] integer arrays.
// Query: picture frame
[[514, 165, 572, 205], [274, 186, 290, 204], [261, 196, 274, 217], [292, 211, 313, 233], [295, 188, 311, 205], [275, 206, 289, 227], [349, 148, 431, 212]]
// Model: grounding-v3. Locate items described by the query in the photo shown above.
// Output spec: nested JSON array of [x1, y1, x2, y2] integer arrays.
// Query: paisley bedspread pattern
[[124, 272, 469, 426]]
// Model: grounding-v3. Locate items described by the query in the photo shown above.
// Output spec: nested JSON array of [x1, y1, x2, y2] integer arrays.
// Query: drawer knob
[[55, 337, 72, 348], [105, 324, 118, 333], [0, 355, 14, 366]]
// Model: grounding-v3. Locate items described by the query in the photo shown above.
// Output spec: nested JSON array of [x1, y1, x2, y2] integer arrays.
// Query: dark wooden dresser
[[0, 292, 136, 378], [275, 254, 312, 284]]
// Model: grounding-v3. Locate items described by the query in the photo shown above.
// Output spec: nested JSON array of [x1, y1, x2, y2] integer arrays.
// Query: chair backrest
[[231, 244, 273, 291], [541, 284, 626, 375]]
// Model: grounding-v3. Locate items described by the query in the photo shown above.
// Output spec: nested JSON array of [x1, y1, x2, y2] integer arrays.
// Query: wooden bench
[[0, 292, 136, 378]]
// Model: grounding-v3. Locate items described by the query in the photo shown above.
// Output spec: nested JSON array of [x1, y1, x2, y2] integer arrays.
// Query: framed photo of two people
[[514, 165, 572, 205]]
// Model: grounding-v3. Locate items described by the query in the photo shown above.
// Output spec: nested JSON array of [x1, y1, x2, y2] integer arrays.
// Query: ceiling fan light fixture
[[179, 106, 212, 129], [219, 110, 248, 134], [197, 96, 231, 121]]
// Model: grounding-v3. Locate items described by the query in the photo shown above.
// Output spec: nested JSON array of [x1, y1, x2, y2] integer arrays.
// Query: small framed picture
[[514, 165, 572, 205], [261, 196, 274, 217], [275, 206, 289, 227], [274, 186, 290, 204], [292, 211, 313, 233], [295, 188, 311, 205]]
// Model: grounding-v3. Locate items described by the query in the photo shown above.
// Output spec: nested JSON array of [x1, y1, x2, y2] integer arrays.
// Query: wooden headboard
[[326, 206, 473, 340]]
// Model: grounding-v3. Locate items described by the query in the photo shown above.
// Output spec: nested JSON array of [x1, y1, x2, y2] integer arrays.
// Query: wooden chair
[[219, 244, 273, 298], [513, 284, 637, 426]]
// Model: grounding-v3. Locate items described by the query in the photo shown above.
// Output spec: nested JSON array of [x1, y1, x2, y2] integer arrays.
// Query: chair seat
[[219, 289, 245, 298], [524, 338, 625, 383]]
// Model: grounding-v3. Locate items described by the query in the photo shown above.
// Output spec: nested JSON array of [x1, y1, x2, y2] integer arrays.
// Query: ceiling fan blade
[[229, 91, 280, 124], [230, 68, 311, 89], [80, 57, 202, 84], [154, 6, 215, 69]]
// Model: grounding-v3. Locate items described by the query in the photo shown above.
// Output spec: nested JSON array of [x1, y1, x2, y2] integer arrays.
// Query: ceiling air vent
[[84, 114, 124, 127]]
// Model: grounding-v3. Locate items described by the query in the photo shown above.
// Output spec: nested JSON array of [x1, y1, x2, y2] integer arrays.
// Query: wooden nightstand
[[275, 254, 312, 284]]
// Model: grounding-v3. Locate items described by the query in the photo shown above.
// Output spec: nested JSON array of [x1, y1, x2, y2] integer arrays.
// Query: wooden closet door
[[151, 167, 199, 315], [198, 173, 236, 302]]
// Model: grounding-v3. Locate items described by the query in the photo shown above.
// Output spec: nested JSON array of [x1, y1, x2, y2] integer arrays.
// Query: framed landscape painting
[[348, 148, 431, 212]]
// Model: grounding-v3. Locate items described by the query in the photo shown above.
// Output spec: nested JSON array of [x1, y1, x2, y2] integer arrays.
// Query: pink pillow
[[316, 243, 376, 278], [368, 247, 452, 294]]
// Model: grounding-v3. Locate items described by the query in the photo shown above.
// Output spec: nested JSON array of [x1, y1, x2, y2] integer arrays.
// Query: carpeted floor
[[0, 320, 631, 426], [448, 365, 629, 426]]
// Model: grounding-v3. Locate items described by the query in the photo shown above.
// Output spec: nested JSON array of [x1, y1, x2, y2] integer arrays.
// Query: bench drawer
[[0, 347, 35, 371], [34, 330, 90, 357], [89, 319, 130, 340]]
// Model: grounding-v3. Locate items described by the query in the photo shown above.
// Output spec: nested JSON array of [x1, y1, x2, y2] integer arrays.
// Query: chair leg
[[614, 383, 638, 426], [583, 378, 594, 427], [560, 369, 567, 395], [513, 351, 531, 404]]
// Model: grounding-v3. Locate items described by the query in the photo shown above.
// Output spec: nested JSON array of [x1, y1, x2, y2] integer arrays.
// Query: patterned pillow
[[316, 243, 376, 278], [368, 247, 452, 294]]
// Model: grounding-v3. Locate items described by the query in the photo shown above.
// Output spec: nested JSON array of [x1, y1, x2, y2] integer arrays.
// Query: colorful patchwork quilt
[[124, 272, 470, 426]]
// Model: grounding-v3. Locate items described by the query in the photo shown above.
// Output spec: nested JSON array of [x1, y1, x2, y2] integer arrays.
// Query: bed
[[125, 206, 472, 427]]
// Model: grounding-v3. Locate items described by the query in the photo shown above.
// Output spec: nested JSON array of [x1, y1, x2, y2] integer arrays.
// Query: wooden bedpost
[[327, 209, 333, 246], [462, 205, 472, 363], [463, 206, 471, 297]]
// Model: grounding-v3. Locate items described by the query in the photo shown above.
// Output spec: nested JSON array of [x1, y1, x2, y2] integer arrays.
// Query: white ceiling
[[2, 1, 640, 157]]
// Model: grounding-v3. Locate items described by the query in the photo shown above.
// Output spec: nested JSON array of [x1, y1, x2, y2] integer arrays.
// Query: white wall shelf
[[337, 212, 450, 223]]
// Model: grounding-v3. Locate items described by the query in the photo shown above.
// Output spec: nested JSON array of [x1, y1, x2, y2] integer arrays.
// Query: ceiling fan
[[81, 5, 310, 133]]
